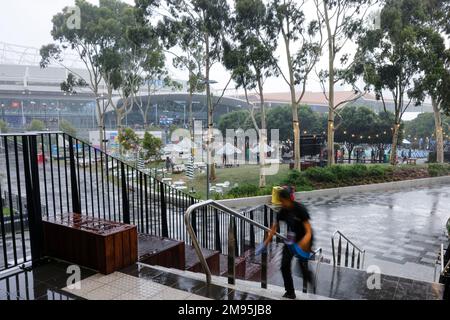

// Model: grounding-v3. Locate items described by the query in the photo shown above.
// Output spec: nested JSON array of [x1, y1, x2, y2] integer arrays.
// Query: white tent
[[163, 144, 183, 153], [251, 143, 275, 153], [215, 143, 242, 156], [176, 138, 198, 152], [402, 139, 411, 145]]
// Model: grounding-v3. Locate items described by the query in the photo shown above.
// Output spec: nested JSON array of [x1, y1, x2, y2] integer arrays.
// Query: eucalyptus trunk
[[258, 77, 267, 188], [96, 100, 106, 152], [285, 41, 301, 171], [432, 98, 444, 164], [324, 1, 335, 166], [390, 122, 400, 165], [205, 34, 216, 184]]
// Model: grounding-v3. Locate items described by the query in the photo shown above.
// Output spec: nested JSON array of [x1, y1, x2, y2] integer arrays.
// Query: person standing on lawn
[[256, 189, 314, 299]]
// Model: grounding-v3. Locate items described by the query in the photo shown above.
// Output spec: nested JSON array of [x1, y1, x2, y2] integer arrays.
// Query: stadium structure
[[0, 42, 433, 138]]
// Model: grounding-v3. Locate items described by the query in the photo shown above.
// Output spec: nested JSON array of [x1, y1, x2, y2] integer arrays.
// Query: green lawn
[[2, 207, 11, 217], [169, 164, 292, 199]]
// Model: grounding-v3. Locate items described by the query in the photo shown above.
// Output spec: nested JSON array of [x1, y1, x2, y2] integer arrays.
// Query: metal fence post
[[214, 208, 221, 253], [22, 135, 44, 266], [121, 163, 130, 224], [249, 210, 255, 248], [159, 182, 168, 238], [228, 216, 236, 285], [68, 135, 81, 214]]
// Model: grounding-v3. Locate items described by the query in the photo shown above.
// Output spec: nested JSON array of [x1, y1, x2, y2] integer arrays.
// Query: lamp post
[[200, 79, 218, 200]]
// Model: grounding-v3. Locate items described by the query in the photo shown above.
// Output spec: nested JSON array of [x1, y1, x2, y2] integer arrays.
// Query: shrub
[[329, 165, 354, 180], [428, 164, 450, 177], [367, 165, 387, 177], [227, 184, 261, 198], [351, 164, 368, 178], [303, 167, 337, 183]]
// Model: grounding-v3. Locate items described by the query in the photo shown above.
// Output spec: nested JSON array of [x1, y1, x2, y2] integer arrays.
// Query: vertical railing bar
[[68, 135, 81, 214], [4, 137, 18, 264], [13, 136, 27, 261], [144, 174, 149, 234], [88, 145, 93, 217], [228, 216, 236, 285], [337, 235, 342, 266], [48, 134, 56, 218], [94, 149, 100, 219], [121, 162, 130, 225], [62, 133, 70, 213], [100, 151, 106, 220], [105, 154, 111, 221], [75, 138, 81, 211], [0, 173, 8, 268], [55, 134, 63, 217], [82, 142, 88, 215], [40, 134, 49, 218], [131, 167, 136, 226]]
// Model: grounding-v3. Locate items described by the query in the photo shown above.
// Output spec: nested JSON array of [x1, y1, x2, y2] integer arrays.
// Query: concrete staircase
[[135, 234, 445, 300]]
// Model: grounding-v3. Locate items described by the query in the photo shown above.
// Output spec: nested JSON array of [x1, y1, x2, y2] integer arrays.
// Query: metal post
[[121, 162, 130, 224], [228, 216, 236, 285], [68, 135, 81, 214], [261, 212, 268, 289], [214, 209, 221, 253], [159, 181, 169, 238], [22, 135, 43, 266], [249, 210, 255, 248]]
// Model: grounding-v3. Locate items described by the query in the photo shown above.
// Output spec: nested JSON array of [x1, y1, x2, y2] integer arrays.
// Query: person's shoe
[[282, 291, 296, 300]]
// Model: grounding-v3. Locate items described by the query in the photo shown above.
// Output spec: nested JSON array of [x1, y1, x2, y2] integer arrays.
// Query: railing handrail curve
[[185, 200, 287, 284]]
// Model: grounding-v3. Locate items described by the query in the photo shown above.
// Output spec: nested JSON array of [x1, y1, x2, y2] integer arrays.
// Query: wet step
[[185, 245, 220, 275], [267, 261, 445, 300], [219, 254, 246, 278], [138, 234, 185, 270], [147, 263, 333, 300], [119, 263, 273, 300]]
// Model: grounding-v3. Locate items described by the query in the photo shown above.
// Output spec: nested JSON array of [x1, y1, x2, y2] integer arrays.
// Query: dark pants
[[281, 245, 312, 293]]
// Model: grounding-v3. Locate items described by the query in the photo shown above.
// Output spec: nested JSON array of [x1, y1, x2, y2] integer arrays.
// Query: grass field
[[168, 164, 292, 199]]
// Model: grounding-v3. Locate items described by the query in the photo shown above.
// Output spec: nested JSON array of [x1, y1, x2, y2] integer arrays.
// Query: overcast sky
[[1, 0, 369, 96]]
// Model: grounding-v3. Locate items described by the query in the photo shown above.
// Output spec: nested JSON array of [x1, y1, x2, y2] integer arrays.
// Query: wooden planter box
[[43, 214, 137, 275]]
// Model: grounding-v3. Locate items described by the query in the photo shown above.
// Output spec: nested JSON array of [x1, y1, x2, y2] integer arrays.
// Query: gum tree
[[41, 0, 106, 150], [411, 0, 450, 163], [267, 0, 323, 171], [224, 0, 278, 187], [314, 0, 376, 165], [140, 0, 232, 183], [354, 0, 428, 165]]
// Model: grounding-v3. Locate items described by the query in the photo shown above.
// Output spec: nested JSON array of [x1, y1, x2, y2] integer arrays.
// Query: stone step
[[185, 245, 221, 275], [144, 263, 333, 300], [138, 234, 186, 270]]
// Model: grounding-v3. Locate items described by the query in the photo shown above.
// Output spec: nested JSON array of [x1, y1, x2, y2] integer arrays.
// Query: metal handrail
[[185, 200, 287, 285], [331, 230, 366, 269], [434, 244, 445, 282]]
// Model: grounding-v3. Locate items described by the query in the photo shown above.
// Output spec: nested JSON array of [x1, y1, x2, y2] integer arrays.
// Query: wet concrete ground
[[299, 183, 450, 282]]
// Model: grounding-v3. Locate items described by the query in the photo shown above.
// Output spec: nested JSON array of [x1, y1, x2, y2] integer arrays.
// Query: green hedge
[[428, 163, 450, 177], [221, 164, 448, 199]]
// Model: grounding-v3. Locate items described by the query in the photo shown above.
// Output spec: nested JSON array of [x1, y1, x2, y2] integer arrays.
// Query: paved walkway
[[298, 183, 450, 282]]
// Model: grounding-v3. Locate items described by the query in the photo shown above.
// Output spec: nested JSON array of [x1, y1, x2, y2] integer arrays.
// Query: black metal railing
[[186, 203, 274, 256], [331, 230, 365, 270], [185, 201, 324, 291], [0, 131, 198, 273]]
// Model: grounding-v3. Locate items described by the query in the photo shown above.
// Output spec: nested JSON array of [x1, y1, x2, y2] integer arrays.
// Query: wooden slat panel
[[122, 230, 131, 266], [114, 232, 123, 271]]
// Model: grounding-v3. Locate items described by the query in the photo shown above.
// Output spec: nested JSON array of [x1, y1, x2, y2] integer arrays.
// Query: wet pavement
[[0, 258, 95, 300], [297, 183, 450, 282]]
